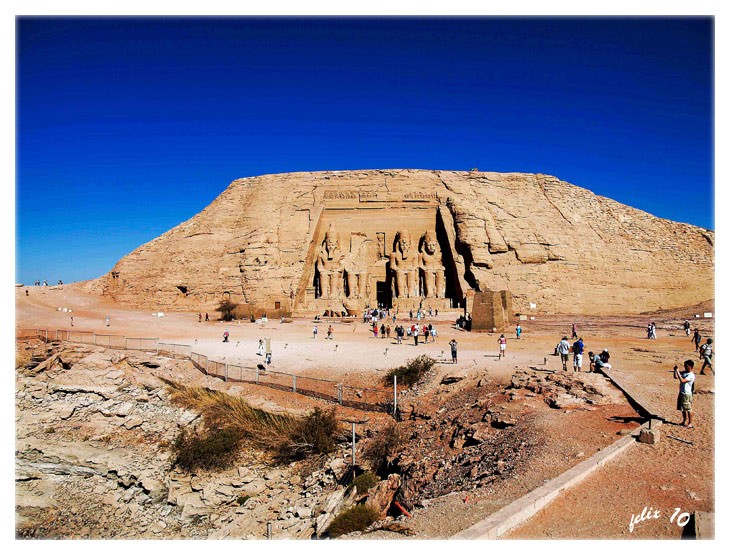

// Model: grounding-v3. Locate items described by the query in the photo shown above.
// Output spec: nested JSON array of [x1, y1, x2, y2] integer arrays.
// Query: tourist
[[373, 323, 378, 338], [431, 325, 437, 342], [257, 339, 264, 356], [572, 337, 584, 372], [312, 325, 318, 339], [198, 312, 202, 323], [422, 324, 429, 343], [557, 336, 571, 371], [43, 279, 48, 286], [600, 349, 611, 366], [70, 316, 74, 327], [646, 323, 652, 339], [571, 323, 578, 340], [409, 309, 413, 320], [396, 325, 404, 344], [650, 322, 657, 340], [684, 320, 691, 336], [699, 338, 713, 375], [435, 309, 439, 316], [392, 314, 397, 324], [674, 360, 696, 428], [516, 323, 522, 340], [449, 339, 458, 364], [205, 312, 209, 321], [413, 324, 419, 346], [386, 324, 391, 339], [379, 323, 385, 338], [692, 328, 702, 352], [105, 315, 110, 327], [25, 289, 28, 296], [498, 334, 507, 359], [327, 325, 333, 340], [223, 329, 229, 342]]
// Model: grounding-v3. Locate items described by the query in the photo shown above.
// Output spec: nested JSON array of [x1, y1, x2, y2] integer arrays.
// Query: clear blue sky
[[16, 17, 714, 285]]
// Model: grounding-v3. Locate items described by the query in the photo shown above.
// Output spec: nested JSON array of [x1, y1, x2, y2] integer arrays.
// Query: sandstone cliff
[[96, 169, 713, 316]]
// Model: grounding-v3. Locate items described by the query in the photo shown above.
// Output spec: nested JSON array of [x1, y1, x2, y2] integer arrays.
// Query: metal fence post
[[292, 375, 297, 393], [266, 522, 272, 540], [351, 422, 356, 466], [394, 375, 398, 416], [337, 384, 342, 404]]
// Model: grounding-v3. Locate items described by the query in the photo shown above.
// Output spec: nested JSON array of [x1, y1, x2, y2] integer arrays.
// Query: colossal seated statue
[[419, 230, 446, 299], [389, 230, 419, 298], [315, 225, 345, 299]]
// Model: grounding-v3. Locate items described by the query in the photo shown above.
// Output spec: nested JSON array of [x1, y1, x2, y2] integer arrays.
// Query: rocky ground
[[15, 287, 715, 540]]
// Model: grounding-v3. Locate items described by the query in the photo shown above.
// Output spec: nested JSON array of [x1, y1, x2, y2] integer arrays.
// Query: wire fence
[[16, 328, 397, 414]]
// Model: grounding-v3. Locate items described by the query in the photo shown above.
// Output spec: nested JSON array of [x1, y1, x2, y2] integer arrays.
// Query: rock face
[[96, 169, 713, 316]]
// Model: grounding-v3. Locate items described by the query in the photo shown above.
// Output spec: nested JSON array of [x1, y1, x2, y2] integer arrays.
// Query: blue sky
[[15, 17, 714, 284]]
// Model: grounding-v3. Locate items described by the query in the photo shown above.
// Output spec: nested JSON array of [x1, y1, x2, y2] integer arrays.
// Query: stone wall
[[96, 169, 714, 316]]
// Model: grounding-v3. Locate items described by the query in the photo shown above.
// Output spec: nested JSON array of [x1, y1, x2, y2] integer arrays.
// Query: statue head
[[324, 225, 339, 259], [422, 231, 439, 255], [396, 230, 412, 259]]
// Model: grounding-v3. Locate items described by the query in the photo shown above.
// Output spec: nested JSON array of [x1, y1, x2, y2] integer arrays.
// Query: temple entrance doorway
[[376, 280, 392, 309]]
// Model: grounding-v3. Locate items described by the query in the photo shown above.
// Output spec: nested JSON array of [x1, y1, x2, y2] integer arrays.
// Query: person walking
[[70, 316, 74, 327], [413, 325, 419, 346], [650, 322, 657, 340], [571, 323, 578, 340], [572, 337, 584, 372], [684, 320, 691, 336], [498, 334, 507, 360], [205, 312, 209, 322], [386, 324, 391, 339], [674, 360, 696, 428], [198, 312, 202, 323], [380, 323, 386, 338], [373, 323, 378, 338], [692, 328, 702, 352], [223, 329, 229, 342], [105, 315, 110, 327], [422, 324, 429, 343], [257, 339, 264, 356], [449, 339, 458, 364], [516, 323, 522, 340], [312, 325, 318, 339], [557, 336, 571, 371], [327, 325, 333, 340], [430, 324, 436, 342], [396, 325, 403, 344], [699, 338, 713, 375]]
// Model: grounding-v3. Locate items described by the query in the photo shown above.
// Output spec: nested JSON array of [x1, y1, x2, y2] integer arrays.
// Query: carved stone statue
[[419, 231, 446, 298], [344, 234, 375, 299], [315, 225, 345, 299], [389, 230, 419, 298]]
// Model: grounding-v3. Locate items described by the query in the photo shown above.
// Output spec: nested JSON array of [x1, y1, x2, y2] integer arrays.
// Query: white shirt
[[680, 371, 695, 395], [558, 340, 570, 354]]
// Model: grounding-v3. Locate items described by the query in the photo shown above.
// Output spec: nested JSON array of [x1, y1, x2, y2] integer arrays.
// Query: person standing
[[674, 360, 696, 428], [572, 337, 584, 372], [692, 328, 702, 352], [413, 325, 419, 346], [205, 312, 209, 322], [327, 325, 333, 340], [571, 323, 578, 340], [70, 316, 74, 327], [257, 339, 264, 356], [380, 323, 386, 338], [557, 336, 571, 371], [198, 312, 202, 323], [516, 324, 522, 340], [105, 315, 110, 327], [430, 324, 436, 342], [650, 322, 657, 340], [386, 324, 391, 339], [373, 323, 378, 338], [449, 339, 458, 364], [312, 325, 318, 339], [684, 320, 691, 336], [223, 329, 229, 342], [699, 338, 713, 375], [396, 325, 403, 344], [498, 334, 507, 360]]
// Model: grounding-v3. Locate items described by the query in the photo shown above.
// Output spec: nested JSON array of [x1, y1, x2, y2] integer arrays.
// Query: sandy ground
[[15, 284, 715, 539]]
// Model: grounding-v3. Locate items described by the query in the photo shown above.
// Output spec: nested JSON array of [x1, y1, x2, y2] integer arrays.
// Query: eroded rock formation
[[96, 169, 713, 316]]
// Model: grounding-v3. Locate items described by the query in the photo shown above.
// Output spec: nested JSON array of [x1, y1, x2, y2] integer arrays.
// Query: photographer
[[674, 360, 696, 428]]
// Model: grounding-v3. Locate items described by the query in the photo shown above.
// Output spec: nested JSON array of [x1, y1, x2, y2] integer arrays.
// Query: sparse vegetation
[[163, 380, 342, 468], [351, 471, 379, 495], [173, 427, 242, 472], [383, 355, 435, 387], [236, 495, 250, 506], [363, 422, 407, 470], [325, 504, 380, 538]]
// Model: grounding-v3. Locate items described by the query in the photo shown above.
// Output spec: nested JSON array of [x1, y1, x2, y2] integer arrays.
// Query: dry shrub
[[173, 427, 242, 472], [325, 504, 380, 538], [351, 471, 379, 494], [163, 380, 342, 466], [383, 355, 435, 387], [363, 422, 407, 470]]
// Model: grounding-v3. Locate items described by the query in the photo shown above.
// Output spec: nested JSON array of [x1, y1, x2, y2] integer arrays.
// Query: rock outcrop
[[95, 169, 713, 316]]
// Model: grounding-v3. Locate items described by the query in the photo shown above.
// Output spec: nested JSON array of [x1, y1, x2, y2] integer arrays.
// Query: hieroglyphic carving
[[389, 230, 419, 298], [402, 192, 439, 201], [323, 191, 358, 200], [419, 231, 446, 298]]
